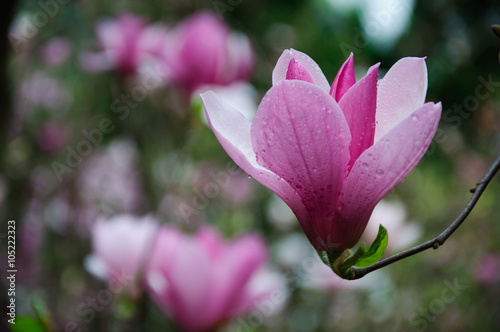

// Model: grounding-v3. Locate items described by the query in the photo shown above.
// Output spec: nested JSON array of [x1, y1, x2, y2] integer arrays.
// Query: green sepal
[[353, 224, 388, 268], [317, 250, 330, 266], [340, 242, 366, 272]]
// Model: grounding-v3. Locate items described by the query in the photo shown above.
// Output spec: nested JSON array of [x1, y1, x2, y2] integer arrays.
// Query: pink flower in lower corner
[[201, 49, 442, 252], [147, 226, 280, 332]]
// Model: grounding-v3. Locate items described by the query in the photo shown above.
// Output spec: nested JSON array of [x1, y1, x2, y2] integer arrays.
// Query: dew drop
[[296, 184, 303, 189], [375, 169, 385, 176], [411, 114, 419, 121], [362, 162, 369, 168]]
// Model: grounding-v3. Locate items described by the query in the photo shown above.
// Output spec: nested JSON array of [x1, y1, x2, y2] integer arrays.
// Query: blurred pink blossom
[[163, 11, 253, 92], [17, 73, 72, 114], [82, 13, 167, 75], [77, 140, 144, 220], [202, 49, 441, 251], [41, 37, 71, 66], [36, 121, 67, 154], [474, 253, 500, 286], [362, 199, 422, 253], [147, 226, 279, 331], [86, 214, 158, 294]]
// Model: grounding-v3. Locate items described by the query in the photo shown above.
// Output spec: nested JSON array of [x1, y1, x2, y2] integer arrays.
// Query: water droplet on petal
[[296, 184, 302, 189], [411, 114, 419, 121], [375, 169, 385, 176], [362, 162, 369, 168]]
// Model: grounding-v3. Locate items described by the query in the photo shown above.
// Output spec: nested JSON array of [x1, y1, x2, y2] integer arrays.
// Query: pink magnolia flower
[[86, 214, 158, 294], [202, 49, 442, 251], [147, 226, 275, 331], [163, 11, 253, 92], [89, 13, 167, 75]]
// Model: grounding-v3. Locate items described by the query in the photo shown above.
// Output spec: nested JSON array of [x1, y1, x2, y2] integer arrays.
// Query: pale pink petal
[[272, 49, 330, 92], [137, 24, 168, 58], [336, 102, 442, 249], [201, 91, 314, 244], [285, 58, 314, 83], [92, 214, 157, 281], [375, 57, 428, 141], [223, 32, 254, 83], [251, 80, 351, 250], [330, 53, 356, 102], [232, 267, 287, 315], [338, 63, 379, 170]]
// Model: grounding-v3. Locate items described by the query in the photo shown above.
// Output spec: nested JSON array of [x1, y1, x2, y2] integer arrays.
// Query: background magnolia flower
[[83, 13, 167, 75], [147, 226, 280, 332], [202, 49, 442, 252], [86, 214, 158, 294], [362, 199, 423, 253], [162, 11, 253, 92]]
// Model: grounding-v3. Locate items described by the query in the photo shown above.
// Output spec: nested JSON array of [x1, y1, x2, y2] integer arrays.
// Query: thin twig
[[347, 154, 500, 280]]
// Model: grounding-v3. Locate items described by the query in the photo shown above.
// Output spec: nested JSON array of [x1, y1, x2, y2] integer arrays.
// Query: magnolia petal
[[251, 80, 351, 249], [286, 58, 315, 83], [201, 91, 315, 243], [336, 102, 442, 249], [330, 53, 356, 102], [272, 49, 330, 92], [339, 63, 379, 171], [375, 57, 428, 142], [205, 235, 266, 324], [167, 239, 213, 330]]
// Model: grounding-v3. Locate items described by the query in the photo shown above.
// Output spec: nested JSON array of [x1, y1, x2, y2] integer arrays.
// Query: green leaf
[[353, 224, 388, 268], [10, 316, 45, 332]]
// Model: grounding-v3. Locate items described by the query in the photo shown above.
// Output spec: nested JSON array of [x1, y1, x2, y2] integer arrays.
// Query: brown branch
[[346, 154, 500, 280]]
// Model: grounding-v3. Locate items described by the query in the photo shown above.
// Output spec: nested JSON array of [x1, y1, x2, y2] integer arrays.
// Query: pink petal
[[201, 91, 315, 244], [336, 102, 442, 249], [330, 53, 356, 102], [146, 227, 184, 320], [177, 12, 229, 89], [272, 49, 330, 92], [204, 235, 266, 324], [147, 226, 183, 273], [375, 57, 428, 142], [196, 226, 223, 259], [285, 58, 314, 83], [166, 239, 213, 330], [338, 63, 379, 171], [251, 80, 351, 249]]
